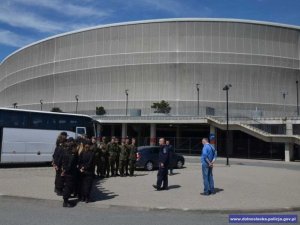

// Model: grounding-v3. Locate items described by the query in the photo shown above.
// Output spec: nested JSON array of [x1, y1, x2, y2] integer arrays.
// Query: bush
[[51, 107, 63, 113], [96, 106, 106, 115], [151, 100, 171, 114]]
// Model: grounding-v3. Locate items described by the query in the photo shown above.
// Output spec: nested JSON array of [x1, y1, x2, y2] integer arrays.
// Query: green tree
[[96, 106, 106, 115], [51, 107, 63, 113], [151, 100, 171, 114]]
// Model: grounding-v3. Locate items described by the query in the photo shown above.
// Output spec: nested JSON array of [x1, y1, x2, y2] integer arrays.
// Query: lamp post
[[223, 84, 232, 166], [12, 102, 18, 109], [125, 89, 129, 116], [296, 81, 299, 116], [281, 91, 288, 116], [196, 83, 200, 116], [75, 95, 79, 114], [40, 99, 43, 111]]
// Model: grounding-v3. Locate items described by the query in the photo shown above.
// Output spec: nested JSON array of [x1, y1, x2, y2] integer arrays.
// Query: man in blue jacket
[[153, 138, 169, 191], [201, 138, 217, 196]]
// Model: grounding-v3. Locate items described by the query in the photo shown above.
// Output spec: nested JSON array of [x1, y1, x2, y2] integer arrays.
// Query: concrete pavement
[[0, 157, 299, 212]]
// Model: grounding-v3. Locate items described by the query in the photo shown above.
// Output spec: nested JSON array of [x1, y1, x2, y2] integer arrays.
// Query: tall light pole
[[125, 89, 129, 116], [296, 81, 299, 116], [12, 102, 18, 109], [40, 99, 43, 111], [196, 83, 200, 116], [223, 84, 232, 166], [281, 91, 288, 116], [75, 95, 79, 114]]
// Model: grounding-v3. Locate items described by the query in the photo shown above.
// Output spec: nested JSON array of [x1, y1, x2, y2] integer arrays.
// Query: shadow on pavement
[[169, 172, 180, 176], [90, 177, 118, 202], [214, 188, 224, 194], [168, 185, 181, 190]]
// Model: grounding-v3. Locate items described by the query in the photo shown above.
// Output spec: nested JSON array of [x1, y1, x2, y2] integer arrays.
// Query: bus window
[[30, 113, 49, 129], [76, 127, 86, 138], [57, 117, 67, 130], [1, 111, 29, 128], [69, 117, 84, 132]]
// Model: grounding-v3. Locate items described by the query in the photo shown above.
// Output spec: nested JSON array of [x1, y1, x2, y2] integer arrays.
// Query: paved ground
[[1, 196, 299, 225], [0, 157, 299, 212]]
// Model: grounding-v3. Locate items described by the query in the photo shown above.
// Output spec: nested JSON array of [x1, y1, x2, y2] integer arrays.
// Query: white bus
[[0, 108, 100, 164]]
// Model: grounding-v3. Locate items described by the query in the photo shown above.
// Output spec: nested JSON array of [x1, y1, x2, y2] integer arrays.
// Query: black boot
[[63, 199, 72, 208]]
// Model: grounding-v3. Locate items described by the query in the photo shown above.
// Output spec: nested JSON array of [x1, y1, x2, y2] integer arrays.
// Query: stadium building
[[1, 18, 300, 161]]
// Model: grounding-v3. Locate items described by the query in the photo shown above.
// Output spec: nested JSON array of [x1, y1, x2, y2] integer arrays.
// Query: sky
[[0, 0, 300, 62]]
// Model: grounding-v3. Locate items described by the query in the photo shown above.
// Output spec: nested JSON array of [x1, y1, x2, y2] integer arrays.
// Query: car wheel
[[176, 160, 183, 169], [145, 161, 154, 171]]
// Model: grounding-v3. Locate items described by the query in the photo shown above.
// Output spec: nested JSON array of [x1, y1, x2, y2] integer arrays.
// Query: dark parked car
[[136, 146, 185, 171]]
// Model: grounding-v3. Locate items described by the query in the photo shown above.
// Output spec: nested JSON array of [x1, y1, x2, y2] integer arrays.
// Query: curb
[[1, 195, 300, 214]]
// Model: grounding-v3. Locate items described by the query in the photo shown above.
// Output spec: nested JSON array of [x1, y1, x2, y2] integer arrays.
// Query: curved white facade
[[0, 19, 300, 117]]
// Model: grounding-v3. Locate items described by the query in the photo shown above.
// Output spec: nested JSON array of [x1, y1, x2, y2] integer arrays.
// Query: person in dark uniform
[[90, 137, 101, 177], [78, 144, 95, 203], [61, 138, 78, 207], [166, 140, 174, 175], [99, 137, 109, 178], [129, 138, 137, 176], [153, 138, 169, 191], [75, 137, 84, 200], [52, 134, 66, 196]]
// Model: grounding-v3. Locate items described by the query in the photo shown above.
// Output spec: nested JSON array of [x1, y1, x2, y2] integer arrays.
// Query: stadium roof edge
[[1, 18, 300, 65]]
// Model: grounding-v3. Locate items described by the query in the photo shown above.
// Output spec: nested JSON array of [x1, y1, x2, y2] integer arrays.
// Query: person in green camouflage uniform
[[129, 138, 138, 176], [99, 136, 109, 178], [108, 137, 118, 177], [119, 140, 129, 177], [90, 137, 99, 176], [124, 137, 131, 176], [115, 138, 121, 176]]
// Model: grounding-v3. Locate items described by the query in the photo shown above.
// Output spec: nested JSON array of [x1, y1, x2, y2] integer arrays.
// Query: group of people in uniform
[[52, 131, 137, 208]]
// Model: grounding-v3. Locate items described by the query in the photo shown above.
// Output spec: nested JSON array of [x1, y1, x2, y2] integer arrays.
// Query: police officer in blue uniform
[[153, 138, 169, 191]]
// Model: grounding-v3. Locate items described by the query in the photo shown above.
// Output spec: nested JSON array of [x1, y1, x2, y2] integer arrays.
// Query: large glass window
[[0, 110, 29, 128], [30, 113, 57, 129]]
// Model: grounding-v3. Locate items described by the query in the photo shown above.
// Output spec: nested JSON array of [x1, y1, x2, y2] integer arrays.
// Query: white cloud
[[0, 5, 66, 33], [135, 0, 213, 17], [10, 0, 110, 18], [0, 30, 34, 47]]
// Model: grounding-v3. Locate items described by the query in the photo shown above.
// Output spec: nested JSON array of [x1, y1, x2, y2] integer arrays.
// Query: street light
[[196, 83, 200, 116], [125, 89, 129, 116], [40, 99, 43, 111], [75, 95, 79, 114], [281, 90, 288, 116], [12, 102, 18, 109], [223, 83, 232, 166], [296, 81, 299, 116]]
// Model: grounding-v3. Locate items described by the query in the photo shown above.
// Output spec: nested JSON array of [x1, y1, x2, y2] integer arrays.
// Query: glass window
[[76, 127, 86, 135], [0, 110, 29, 128], [30, 113, 47, 129], [30, 113, 58, 130], [57, 116, 68, 130]]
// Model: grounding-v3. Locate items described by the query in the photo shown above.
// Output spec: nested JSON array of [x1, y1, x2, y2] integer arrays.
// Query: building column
[[209, 125, 217, 149], [176, 125, 181, 151], [111, 124, 115, 137], [228, 131, 233, 155], [122, 123, 127, 140], [150, 123, 156, 146], [285, 120, 294, 162]]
